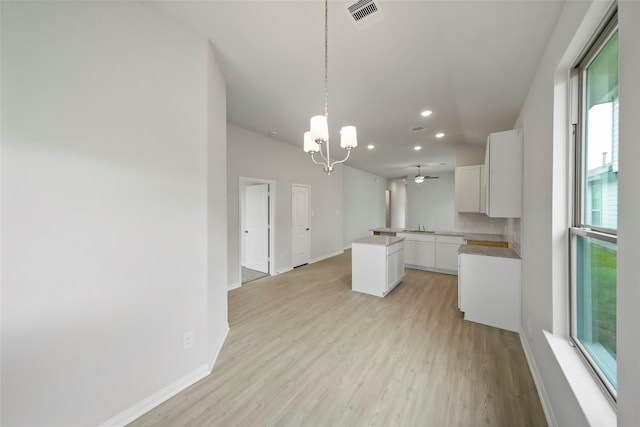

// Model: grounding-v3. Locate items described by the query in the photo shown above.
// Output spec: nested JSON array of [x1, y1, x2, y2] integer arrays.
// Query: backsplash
[[454, 213, 507, 234], [454, 213, 522, 255], [506, 217, 521, 255]]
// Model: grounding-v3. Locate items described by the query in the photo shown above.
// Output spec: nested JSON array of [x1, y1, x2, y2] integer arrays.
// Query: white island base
[[351, 236, 404, 298]]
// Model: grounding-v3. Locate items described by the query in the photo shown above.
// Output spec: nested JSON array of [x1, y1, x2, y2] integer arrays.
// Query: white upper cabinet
[[484, 129, 523, 218], [455, 165, 485, 213]]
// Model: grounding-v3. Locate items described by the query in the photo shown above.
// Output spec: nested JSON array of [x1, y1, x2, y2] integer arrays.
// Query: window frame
[[570, 8, 618, 403]]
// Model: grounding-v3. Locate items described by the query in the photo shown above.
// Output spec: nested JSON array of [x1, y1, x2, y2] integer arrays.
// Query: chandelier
[[303, 0, 357, 175]]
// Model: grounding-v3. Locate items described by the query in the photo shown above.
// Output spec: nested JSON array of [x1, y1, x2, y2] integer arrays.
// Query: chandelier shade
[[310, 116, 329, 143], [340, 126, 358, 149], [303, 131, 320, 153]]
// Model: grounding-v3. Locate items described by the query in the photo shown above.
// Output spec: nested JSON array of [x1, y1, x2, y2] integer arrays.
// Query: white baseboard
[[99, 364, 210, 427], [278, 250, 344, 274], [209, 324, 230, 371], [227, 282, 241, 291], [520, 332, 556, 427], [276, 266, 293, 274], [310, 250, 344, 264], [100, 326, 230, 427]]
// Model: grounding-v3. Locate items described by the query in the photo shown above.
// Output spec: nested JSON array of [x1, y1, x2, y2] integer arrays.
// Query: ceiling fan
[[414, 165, 439, 183]]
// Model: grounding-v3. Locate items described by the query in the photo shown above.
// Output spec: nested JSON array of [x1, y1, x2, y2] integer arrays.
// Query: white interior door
[[292, 184, 310, 268], [244, 184, 269, 273]]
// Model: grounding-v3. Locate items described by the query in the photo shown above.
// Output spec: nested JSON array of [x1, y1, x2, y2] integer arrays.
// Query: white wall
[[227, 125, 344, 287], [455, 143, 486, 167], [405, 172, 455, 231], [1, 2, 227, 426], [206, 43, 229, 365], [343, 166, 386, 247]]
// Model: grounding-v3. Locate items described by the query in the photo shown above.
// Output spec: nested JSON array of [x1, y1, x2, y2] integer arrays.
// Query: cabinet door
[[479, 165, 486, 213], [455, 165, 482, 213], [404, 240, 417, 265], [386, 251, 397, 290], [416, 242, 436, 268], [436, 242, 461, 272], [458, 253, 463, 310], [396, 249, 404, 282]]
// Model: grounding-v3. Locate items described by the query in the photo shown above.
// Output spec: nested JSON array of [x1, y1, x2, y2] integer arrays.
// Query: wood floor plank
[[129, 250, 546, 427]]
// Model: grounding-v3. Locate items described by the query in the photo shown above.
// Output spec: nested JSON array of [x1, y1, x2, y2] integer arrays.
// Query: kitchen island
[[351, 236, 404, 297]]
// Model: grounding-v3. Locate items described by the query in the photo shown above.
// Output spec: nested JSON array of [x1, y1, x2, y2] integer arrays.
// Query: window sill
[[544, 330, 616, 426]]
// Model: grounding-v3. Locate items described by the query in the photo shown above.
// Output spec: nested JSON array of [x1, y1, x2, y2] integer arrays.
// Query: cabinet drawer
[[386, 241, 404, 256]]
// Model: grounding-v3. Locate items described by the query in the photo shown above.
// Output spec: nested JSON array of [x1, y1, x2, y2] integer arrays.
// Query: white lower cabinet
[[458, 253, 521, 332], [386, 248, 404, 291], [435, 235, 464, 272], [397, 233, 463, 274], [404, 240, 417, 265], [416, 241, 436, 268], [352, 237, 404, 298]]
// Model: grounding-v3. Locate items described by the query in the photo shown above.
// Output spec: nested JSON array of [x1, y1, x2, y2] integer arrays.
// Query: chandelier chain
[[304, 0, 355, 175], [324, 0, 329, 120]]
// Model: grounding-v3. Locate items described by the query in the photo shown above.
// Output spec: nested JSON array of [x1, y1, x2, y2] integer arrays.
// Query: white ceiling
[[156, 0, 565, 178]]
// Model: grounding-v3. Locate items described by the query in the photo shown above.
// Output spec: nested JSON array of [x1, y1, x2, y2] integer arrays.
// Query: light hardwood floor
[[130, 250, 546, 426]]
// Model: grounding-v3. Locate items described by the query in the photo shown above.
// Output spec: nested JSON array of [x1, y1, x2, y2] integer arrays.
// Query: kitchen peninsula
[[351, 236, 404, 297], [369, 228, 508, 275]]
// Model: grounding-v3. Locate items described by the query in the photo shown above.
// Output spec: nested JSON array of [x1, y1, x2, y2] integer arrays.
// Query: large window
[[571, 11, 618, 400]]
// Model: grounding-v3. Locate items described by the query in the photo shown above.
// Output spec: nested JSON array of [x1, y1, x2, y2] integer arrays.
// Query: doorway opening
[[239, 177, 275, 285]]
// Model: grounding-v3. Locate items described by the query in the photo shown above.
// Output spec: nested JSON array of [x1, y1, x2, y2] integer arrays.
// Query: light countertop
[[464, 233, 508, 243], [370, 228, 507, 242], [352, 236, 404, 246], [458, 244, 520, 259], [369, 228, 406, 234]]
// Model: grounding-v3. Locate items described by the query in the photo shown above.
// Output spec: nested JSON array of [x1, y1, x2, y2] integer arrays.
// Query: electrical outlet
[[183, 331, 194, 349]]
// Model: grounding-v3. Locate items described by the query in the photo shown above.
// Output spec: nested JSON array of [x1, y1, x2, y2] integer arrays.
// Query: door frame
[[291, 183, 311, 268], [239, 177, 276, 282]]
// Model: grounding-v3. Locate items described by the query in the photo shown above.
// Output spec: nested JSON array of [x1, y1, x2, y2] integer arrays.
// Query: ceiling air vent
[[412, 126, 425, 133], [345, 0, 385, 31]]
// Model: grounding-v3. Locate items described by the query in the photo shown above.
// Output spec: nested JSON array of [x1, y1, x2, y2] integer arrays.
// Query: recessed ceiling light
[[435, 132, 445, 138], [420, 110, 432, 117], [414, 146, 422, 151], [367, 144, 375, 150]]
